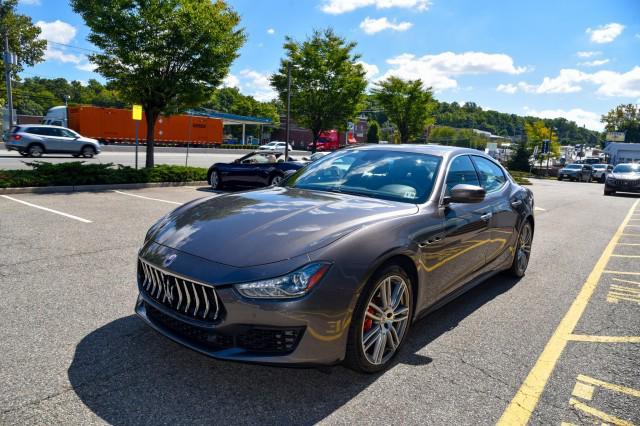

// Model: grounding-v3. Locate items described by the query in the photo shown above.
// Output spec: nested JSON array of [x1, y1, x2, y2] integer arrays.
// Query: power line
[[44, 40, 100, 54]]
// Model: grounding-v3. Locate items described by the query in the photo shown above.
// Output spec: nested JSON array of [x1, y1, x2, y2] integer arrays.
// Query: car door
[[470, 155, 516, 266], [37, 127, 65, 152], [55, 128, 80, 153], [424, 155, 495, 299], [235, 153, 269, 186]]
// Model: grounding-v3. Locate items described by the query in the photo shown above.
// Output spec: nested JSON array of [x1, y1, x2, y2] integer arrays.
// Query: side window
[[60, 129, 76, 138], [471, 156, 507, 193], [445, 155, 480, 193], [26, 127, 43, 135]]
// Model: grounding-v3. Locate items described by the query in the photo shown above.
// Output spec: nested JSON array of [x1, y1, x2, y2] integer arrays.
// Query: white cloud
[[223, 74, 240, 88], [321, 0, 430, 14], [576, 51, 600, 58], [379, 51, 526, 91], [523, 107, 603, 131], [76, 62, 97, 72], [36, 20, 77, 43], [578, 59, 609, 67], [497, 66, 640, 97], [359, 17, 412, 34], [267, 28, 275, 35], [44, 49, 82, 64], [19, 0, 41, 5], [587, 22, 625, 44], [239, 69, 276, 101], [357, 60, 380, 80]]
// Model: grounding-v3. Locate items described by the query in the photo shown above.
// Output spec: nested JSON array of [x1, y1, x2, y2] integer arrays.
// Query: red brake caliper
[[363, 307, 374, 332]]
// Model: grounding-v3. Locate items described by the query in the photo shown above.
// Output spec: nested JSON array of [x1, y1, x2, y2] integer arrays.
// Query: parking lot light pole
[[285, 61, 291, 162]]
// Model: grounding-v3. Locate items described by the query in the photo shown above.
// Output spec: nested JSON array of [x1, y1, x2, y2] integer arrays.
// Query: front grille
[[145, 303, 304, 355], [138, 259, 221, 322], [614, 179, 640, 186]]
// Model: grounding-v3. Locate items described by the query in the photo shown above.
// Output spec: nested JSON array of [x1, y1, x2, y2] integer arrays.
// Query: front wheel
[[344, 264, 413, 373], [509, 221, 533, 278]]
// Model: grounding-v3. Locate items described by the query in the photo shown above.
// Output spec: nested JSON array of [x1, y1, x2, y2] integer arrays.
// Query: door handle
[[480, 212, 493, 221], [511, 200, 523, 207]]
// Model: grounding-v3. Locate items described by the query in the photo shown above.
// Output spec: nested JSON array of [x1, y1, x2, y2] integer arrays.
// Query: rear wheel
[[344, 264, 413, 373], [209, 170, 222, 189], [557, 176, 562, 181], [509, 221, 533, 277], [269, 174, 283, 186], [27, 144, 43, 158]]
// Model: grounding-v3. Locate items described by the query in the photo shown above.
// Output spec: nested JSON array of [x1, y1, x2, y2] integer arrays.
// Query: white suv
[[258, 141, 294, 152]]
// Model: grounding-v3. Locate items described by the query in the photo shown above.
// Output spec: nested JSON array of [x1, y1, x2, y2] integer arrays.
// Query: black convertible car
[[207, 151, 305, 189]]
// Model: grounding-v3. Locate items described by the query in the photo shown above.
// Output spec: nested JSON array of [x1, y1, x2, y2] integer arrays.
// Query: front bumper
[[134, 243, 357, 366]]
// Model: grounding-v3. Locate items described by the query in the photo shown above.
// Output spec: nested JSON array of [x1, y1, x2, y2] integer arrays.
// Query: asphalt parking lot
[[1, 179, 639, 424]]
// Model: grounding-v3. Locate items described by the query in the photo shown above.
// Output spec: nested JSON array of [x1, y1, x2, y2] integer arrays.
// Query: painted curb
[[0, 181, 208, 195]]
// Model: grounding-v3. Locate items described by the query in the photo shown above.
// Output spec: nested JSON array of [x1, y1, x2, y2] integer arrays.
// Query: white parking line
[[0, 195, 92, 223], [113, 190, 182, 205], [535, 206, 546, 211]]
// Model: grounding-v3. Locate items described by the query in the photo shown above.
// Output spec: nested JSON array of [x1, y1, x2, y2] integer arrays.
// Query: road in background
[[0, 143, 311, 169], [0, 180, 638, 424]]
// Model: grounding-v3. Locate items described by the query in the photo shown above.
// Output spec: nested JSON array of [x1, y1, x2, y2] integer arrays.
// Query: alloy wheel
[[270, 175, 283, 186], [210, 171, 219, 188], [361, 275, 410, 366], [516, 224, 532, 274]]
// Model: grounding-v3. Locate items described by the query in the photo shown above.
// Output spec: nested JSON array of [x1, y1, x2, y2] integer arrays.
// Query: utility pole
[[4, 31, 15, 131], [545, 128, 553, 176], [285, 61, 291, 161]]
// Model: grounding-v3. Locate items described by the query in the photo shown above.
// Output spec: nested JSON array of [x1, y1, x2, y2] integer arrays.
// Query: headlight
[[234, 262, 331, 299]]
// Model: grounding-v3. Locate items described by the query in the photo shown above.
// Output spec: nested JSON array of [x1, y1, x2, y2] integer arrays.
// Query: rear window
[[10, 126, 20, 133]]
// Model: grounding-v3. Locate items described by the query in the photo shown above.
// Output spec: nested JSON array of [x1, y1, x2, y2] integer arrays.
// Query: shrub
[[0, 162, 207, 188]]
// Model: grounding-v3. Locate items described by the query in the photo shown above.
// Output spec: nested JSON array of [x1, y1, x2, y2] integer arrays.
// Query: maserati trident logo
[[161, 278, 175, 304], [163, 254, 177, 268]]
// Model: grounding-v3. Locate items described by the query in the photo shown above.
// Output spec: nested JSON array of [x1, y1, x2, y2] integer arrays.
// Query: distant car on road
[[604, 163, 640, 196], [558, 164, 592, 182], [591, 164, 613, 183], [207, 151, 305, 189], [5, 124, 101, 158], [258, 141, 294, 152]]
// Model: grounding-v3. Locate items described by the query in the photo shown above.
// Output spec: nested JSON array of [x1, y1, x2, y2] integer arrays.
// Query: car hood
[[150, 187, 418, 267], [560, 168, 579, 173], [611, 172, 640, 180]]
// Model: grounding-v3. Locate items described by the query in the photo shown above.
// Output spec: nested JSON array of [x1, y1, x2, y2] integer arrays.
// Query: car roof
[[342, 143, 490, 159], [20, 124, 69, 129]]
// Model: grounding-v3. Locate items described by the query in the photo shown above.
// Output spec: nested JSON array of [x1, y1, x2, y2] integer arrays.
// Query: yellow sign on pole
[[132, 104, 143, 121]]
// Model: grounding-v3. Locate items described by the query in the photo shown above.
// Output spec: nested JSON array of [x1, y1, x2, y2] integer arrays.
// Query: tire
[[27, 144, 44, 158], [269, 174, 283, 186], [508, 221, 533, 278], [557, 176, 562, 181], [209, 170, 222, 189], [599, 175, 606, 183], [344, 263, 413, 373], [587, 176, 592, 183], [81, 146, 96, 158], [604, 190, 615, 196]]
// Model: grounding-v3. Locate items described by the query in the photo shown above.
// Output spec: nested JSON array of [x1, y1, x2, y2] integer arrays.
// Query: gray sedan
[[5, 124, 101, 158], [135, 145, 535, 372]]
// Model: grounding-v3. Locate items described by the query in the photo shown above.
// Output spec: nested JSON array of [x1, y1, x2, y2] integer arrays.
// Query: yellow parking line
[[568, 334, 640, 343], [568, 399, 634, 426], [604, 270, 640, 275], [497, 200, 639, 426], [577, 375, 640, 398]]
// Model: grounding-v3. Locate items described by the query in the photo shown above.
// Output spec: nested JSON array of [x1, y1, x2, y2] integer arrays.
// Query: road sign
[[132, 104, 143, 121], [542, 139, 550, 154]]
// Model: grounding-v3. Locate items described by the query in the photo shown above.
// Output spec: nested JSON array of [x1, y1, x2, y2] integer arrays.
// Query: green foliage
[[367, 120, 380, 143], [72, 0, 246, 167], [601, 104, 640, 143], [506, 170, 532, 185], [525, 120, 560, 158], [371, 77, 435, 144], [508, 141, 531, 172], [270, 28, 367, 152], [0, 0, 46, 75], [13, 77, 125, 116], [428, 125, 488, 150], [0, 162, 207, 188]]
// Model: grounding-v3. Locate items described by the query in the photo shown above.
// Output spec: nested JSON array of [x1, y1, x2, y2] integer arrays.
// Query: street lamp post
[[285, 61, 291, 161], [545, 127, 556, 176]]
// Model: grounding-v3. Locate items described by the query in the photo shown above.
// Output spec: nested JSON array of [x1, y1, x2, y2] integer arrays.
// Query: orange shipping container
[[67, 105, 223, 145]]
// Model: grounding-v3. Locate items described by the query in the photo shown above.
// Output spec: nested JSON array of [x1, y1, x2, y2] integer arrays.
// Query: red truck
[[307, 130, 357, 151]]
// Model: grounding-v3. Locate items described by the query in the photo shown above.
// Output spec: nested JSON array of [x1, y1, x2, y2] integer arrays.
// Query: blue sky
[[17, 0, 640, 130]]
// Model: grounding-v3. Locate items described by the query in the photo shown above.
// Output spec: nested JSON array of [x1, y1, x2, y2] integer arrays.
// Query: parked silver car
[[591, 164, 613, 183], [5, 124, 101, 158]]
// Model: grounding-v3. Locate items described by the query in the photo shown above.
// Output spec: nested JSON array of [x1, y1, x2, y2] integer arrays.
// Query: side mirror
[[444, 184, 486, 204]]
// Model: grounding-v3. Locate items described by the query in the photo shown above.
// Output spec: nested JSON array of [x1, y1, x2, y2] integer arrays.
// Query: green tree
[[367, 120, 380, 143], [271, 29, 367, 153], [72, 0, 245, 167], [508, 141, 531, 172], [371, 76, 435, 144], [0, 0, 46, 75], [601, 104, 640, 143]]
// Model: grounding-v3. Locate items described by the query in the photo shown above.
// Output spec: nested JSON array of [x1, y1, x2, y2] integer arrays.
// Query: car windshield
[[613, 164, 640, 173], [285, 149, 441, 203], [565, 164, 582, 170]]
